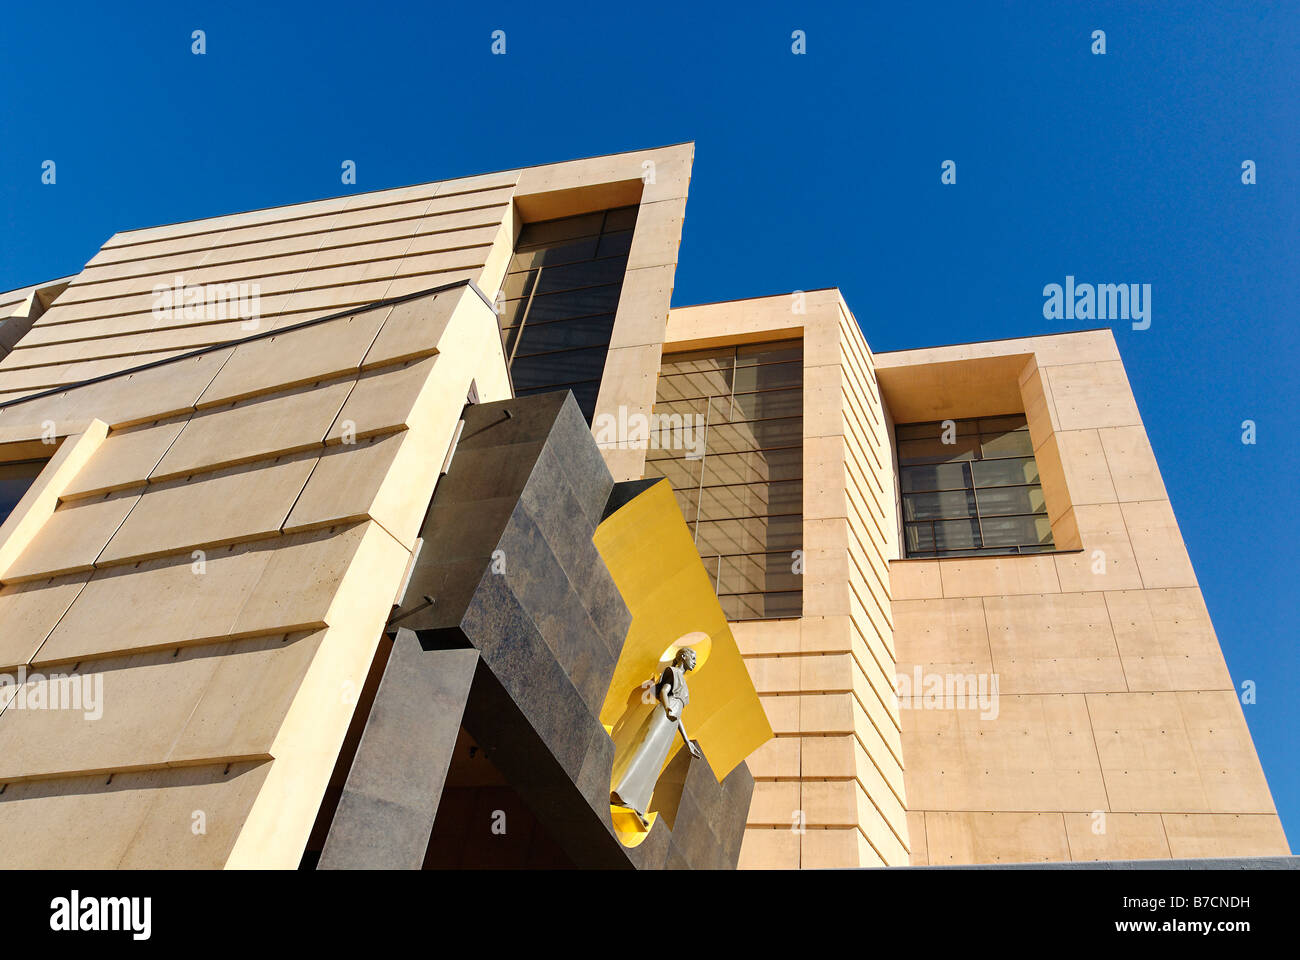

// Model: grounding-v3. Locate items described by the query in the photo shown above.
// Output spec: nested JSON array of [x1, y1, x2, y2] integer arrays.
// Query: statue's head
[[674, 648, 698, 672]]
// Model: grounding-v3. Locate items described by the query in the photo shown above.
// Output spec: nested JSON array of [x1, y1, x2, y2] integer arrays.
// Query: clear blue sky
[[2, 1, 1296, 842]]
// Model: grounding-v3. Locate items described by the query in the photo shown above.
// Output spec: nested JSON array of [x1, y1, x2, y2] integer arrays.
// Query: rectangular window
[[0, 459, 45, 526], [897, 414, 1054, 558], [644, 340, 803, 620], [498, 206, 638, 423]]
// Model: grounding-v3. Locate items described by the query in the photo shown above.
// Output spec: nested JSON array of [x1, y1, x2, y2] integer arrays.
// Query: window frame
[[896, 413, 1055, 559], [0, 419, 107, 582]]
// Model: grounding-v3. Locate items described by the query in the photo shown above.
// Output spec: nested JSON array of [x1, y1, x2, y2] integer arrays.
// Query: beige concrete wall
[[661, 290, 908, 868], [878, 331, 1288, 864], [0, 178, 518, 403], [0, 285, 509, 867], [0, 145, 696, 868]]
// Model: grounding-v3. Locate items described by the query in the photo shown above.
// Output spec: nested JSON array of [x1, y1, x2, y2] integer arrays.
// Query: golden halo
[[656, 631, 712, 671]]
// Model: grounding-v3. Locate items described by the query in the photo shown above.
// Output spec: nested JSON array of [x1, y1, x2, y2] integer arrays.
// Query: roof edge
[[109, 141, 697, 240]]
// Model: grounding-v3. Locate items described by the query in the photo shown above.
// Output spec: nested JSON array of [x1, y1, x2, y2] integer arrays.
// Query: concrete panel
[[0, 632, 323, 781], [1053, 503, 1144, 592], [38, 523, 369, 665], [984, 593, 1127, 694], [1086, 691, 1209, 813], [924, 811, 1070, 864], [1063, 812, 1171, 861], [231, 523, 373, 636], [874, 330, 1120, 372], [1053, 429, 1119, 508], [0, 574, 90, 668], [748, 780, 799, 826], [1, 487, 144, 582], [196, 310, 388, 407], [39, 542, 271, 663], [907, 811, 929, 864], [61, 418, 188, 499], [802, 731, 905, 836], [326, 355, 438, 442], [282, 431, 405, 534], [803, 776, 907, 863], [1019, 359, 1060, 449], [0, 348, 234, 432], [1161, 813, 1290, 858], [737, 827, 800, 869], [801, 826, 880, 868], [0, 761, 269, 868], [97, 453, 318, 564], [890, 561, 942, 600], [892, 598, 993, 676], [875, 355, 1030, 424], [744, 655, 801, 695], [1045, 361, 1142, 430], [1176, 690, 1277, 814], [625, 199, 687, 272], [151, 379, 353, 480], [116, 761, 272, 868], [1098, 425, 1167, 502], [1104, 588, 1232, 692], [607, 265, 675, 349], [1120, 499, 1198, 588], [901, 694, 1108, 812], [745, 735, 800, 779], [0, 421, 110, 580], [359, 289, 460, 369], [226, 521, 411, 867], [938, 555, 1061, 598], [1087, 690, 1276, 814], [733, 619, 801, 657]]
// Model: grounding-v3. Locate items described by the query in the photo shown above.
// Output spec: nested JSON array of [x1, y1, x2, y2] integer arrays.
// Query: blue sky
[[2, 1, 1296, 840]]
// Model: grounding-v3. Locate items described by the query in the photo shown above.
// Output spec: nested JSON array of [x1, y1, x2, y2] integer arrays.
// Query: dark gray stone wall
[[322, 390, 753, 869], [318, 637, 478, 870]]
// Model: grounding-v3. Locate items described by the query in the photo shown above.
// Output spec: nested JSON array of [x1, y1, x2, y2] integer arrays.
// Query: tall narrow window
[[0, 459, 45, 526], [645, 340, 803, 620], [897, 414, 1054, 558], [498, 206, 637, 423]]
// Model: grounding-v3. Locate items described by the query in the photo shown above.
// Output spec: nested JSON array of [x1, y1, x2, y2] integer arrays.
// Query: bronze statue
[[610, 648, 703, 827]]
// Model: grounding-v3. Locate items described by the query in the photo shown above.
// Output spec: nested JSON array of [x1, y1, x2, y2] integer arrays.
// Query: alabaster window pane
[[903, 489, 977, 522], [971, 456, 1040, 487], [974, 483, 1047, 517]]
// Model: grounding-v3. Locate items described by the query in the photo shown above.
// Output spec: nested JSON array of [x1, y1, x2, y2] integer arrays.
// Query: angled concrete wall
[[660, 290, 908, 868], [0, 284, 509, 867], [877, 331, 1288, 864]]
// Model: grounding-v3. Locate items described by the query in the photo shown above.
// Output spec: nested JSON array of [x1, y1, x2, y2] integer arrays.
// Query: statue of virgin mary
[[610, 647, 704, 828]]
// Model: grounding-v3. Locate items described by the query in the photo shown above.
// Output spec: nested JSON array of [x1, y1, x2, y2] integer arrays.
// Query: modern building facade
[[0, 143, 1287, 868]]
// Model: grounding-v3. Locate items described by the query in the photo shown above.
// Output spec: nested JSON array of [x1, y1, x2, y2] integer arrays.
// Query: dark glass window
[[897, 414, 1054, 558], [1, 460, 44, 525], [644, 340, 803, 620], [499, 206, 637, 423]]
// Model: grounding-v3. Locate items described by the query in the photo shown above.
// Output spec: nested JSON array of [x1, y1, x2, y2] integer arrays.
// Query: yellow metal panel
[[593, 478, 772, 785]]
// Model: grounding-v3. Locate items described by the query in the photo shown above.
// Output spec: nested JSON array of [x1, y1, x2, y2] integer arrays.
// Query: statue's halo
[[657, 631, 712, 670]]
